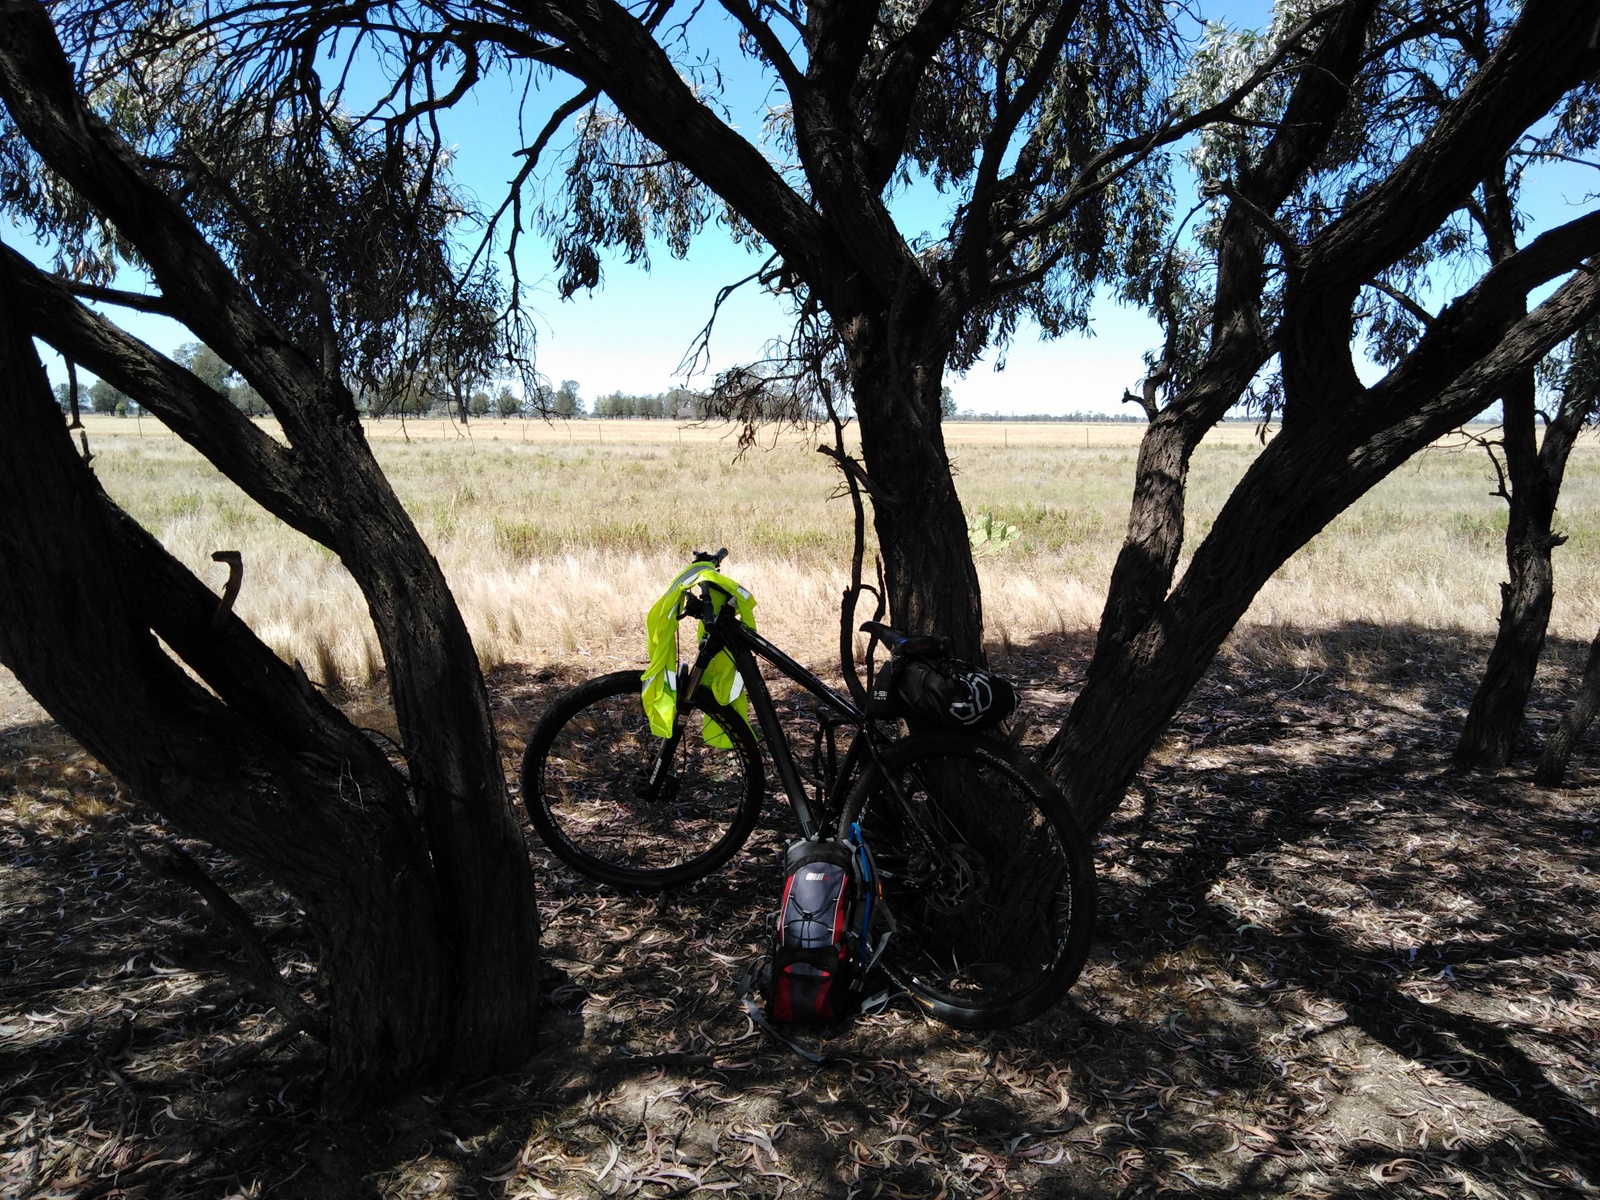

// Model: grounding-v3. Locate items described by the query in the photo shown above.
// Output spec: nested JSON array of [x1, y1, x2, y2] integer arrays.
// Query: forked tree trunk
[[0, 5, 543, 1102], [0, 311, 466, 1101]]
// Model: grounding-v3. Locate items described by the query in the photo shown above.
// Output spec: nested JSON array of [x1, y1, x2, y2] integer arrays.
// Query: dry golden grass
[[33, 414, 1600, 690]]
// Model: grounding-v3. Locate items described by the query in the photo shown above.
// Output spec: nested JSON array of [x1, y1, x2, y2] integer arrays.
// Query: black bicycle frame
[[677, 585, 875, 840]]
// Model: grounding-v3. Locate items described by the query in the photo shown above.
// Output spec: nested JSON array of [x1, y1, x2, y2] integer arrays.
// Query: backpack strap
[[737, 958, 828, 1064]]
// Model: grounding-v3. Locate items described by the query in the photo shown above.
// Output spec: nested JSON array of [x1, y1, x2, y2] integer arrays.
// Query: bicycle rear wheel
[[838, 734, 1094, 1028], [521, 670, 765, 891]]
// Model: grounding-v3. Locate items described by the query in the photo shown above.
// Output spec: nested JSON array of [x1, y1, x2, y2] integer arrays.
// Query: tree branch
[[56, 278, 180, 316], [490, 0, 842, 302], [1000, 2, 1347, 257], [718, 0, 805, 97], [132, 842, 329, 1042], [0, 240, 331, 543], [1295, 0, 1600, 320], [1366, 278, 1437, 328], [861, 0, 968, 190], [960, 0, 1086, 294]]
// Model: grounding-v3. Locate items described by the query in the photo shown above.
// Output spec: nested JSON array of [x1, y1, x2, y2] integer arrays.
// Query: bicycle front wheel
[[521, 670, 765, 891], [838, 734, 1095, 1028]]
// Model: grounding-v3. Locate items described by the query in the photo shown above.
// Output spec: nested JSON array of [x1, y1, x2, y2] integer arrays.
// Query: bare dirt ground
[[2, 626, 1597, 1198]]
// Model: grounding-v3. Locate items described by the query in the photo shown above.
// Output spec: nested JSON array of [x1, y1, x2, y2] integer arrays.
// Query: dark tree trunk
[[847, 312, 986, 661], [1453, 161, 1579, 768], [0, 6, 542, 1102], [1044, 232, 1600, 831], [1455, 369, 1575, 767], [0, 307, 459, 1101], [1535, 626, 1600, 786], [1040, 0, 1600, 832]]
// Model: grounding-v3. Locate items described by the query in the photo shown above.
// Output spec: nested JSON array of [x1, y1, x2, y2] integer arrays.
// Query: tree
[[1036, 0, 1600, 829], [179, 0, 1311, 661], [3, 2, 1598, 1114], [232, 381, 269, 416], [177, 342, 236, 398], [555, 379, 583, 417], [0, 4, 540, 1104], [495, 384, 522, 417], [87, 376, 126, 414]]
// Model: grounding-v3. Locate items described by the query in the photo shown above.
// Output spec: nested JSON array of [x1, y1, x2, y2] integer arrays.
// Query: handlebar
[[860, 620, 946, 657], [692, 547, 728, 567]]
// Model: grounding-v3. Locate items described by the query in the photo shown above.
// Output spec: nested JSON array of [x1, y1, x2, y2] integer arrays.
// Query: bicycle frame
[[670, 582, 878, 841]]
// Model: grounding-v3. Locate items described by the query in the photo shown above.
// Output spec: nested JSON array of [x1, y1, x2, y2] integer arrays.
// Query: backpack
[[766, 838, 858, 1023]]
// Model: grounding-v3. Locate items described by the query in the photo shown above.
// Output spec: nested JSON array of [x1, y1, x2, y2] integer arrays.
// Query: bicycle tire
[[521, 670, 765, 891], [838, 733, 1095, 1028]]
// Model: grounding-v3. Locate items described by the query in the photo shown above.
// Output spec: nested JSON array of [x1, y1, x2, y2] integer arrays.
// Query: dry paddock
[[1, 417, 1598, 1197]]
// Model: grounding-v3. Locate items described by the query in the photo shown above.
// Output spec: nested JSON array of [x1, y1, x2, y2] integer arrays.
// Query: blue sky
[[18, 2, 1595, 416]]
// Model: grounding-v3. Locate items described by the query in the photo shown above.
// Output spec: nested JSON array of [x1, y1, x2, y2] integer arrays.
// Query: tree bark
[[1454, 370, 1574, 767], [0, 2, 542, 1100], [1535, 626, 1600, 787]]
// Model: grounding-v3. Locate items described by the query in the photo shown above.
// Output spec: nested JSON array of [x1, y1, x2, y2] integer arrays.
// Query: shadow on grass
[[1, 622, 1597, 1197]]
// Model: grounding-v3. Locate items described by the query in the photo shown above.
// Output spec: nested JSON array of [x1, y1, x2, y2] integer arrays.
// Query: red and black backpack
[[766, 838, 858, 1023]]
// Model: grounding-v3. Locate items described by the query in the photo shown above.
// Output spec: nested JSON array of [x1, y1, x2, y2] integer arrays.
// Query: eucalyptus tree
[[1040, 0, 1600, 828], [0, 0, 541, 1103], [129, 0, 1305, 658], [170, 0, 1596, 813], [1528, 323, 1600, 783], [3, 0, 1600, 1113], [1305, 1, 1600, 770]]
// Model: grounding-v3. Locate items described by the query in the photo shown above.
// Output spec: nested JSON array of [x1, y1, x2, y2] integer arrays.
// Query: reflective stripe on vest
[[640, 563, 756, 747]]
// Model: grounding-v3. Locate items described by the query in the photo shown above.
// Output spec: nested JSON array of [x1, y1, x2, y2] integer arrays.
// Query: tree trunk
[[1535, 626, 1600, 786], [1044, 255, 1600, 832], [0, 5, 543, 1101], [1455, 370, 1562, 766], [0, 309, 469, 1102], [847, 312, 986, 661]]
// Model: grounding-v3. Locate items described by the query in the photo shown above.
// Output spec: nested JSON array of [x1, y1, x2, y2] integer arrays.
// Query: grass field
[[6, 417, 1599, 1198], [60, 412, 1600, 689]]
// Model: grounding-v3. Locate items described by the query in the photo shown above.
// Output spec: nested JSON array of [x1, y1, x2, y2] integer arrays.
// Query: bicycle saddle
[[859, 620, 946, 657]]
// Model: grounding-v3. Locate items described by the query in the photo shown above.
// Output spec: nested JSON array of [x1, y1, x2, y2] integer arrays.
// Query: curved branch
[[718, 0, 805, 97], [0, 240, 330, 542]]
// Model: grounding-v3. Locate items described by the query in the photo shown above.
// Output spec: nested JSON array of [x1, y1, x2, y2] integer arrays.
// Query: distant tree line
[[948, 410, 1149, 423], [53, 376, 142, 417]]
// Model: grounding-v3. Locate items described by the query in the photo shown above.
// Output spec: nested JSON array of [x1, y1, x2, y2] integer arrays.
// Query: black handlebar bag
[[866, 654, 1019, 731]]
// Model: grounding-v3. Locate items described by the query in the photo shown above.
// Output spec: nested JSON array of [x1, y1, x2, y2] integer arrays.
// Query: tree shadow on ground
[[1, 621, 1597, 1197]]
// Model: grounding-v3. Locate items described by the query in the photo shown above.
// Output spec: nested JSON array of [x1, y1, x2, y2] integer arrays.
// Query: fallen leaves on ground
[[2, 624, 1597, 1198]]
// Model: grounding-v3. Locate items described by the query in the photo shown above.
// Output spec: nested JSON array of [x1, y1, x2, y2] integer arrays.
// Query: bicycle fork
[[637, 663, 703, 802]]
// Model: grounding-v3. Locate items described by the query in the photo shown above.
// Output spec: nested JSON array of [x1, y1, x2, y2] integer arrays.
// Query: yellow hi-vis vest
[[641, 562, 757, 748]]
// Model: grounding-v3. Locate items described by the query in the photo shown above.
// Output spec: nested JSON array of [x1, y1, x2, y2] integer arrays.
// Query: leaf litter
[[1, 623, 1597, 1197]]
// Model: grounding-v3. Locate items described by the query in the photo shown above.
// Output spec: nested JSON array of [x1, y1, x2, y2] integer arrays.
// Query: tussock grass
[[47, 415, 1600, 689]]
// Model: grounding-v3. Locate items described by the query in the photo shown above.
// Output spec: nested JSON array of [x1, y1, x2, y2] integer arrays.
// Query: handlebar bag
[[868, 655, 1019, 730]]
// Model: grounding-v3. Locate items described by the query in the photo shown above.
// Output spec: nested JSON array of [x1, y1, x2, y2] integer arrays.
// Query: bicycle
[[519, 549, 1095, 1029]]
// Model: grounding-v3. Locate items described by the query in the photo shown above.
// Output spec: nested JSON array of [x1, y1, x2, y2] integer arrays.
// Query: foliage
[[88, 377, 128, 415], [553, 379, 582, 418], [967, 512, 1020, 555], [0, 5, 528, 403]]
